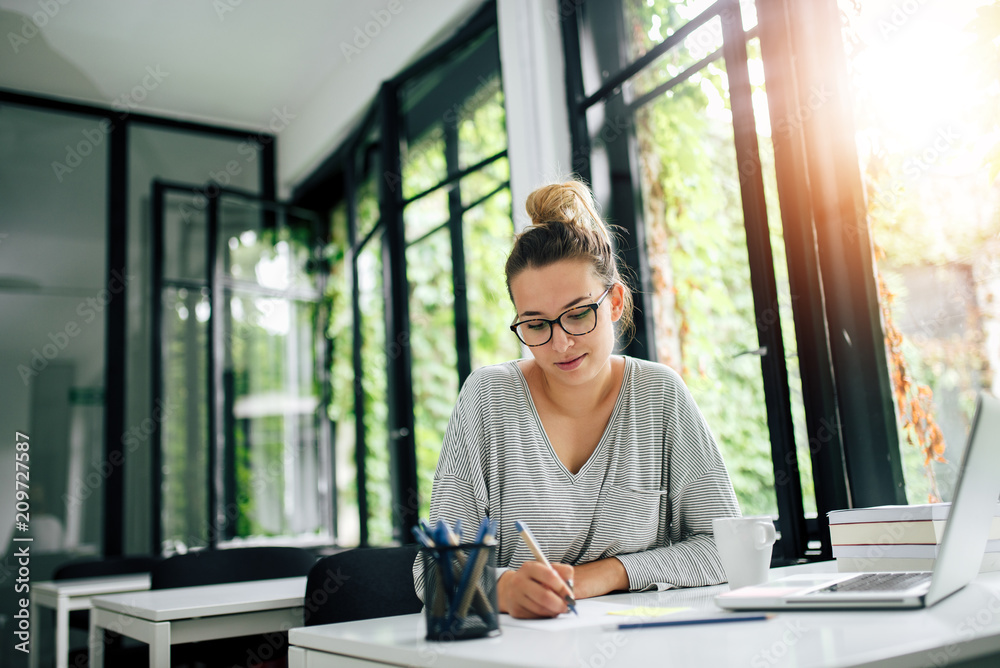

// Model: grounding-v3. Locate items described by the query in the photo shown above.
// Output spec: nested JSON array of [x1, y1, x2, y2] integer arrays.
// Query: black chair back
[[54, 554, 161, 581], [151, 546, 317, 589], [304, 545, 423, 626]]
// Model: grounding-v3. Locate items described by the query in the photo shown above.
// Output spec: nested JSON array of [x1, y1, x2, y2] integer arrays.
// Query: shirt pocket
[[587, 485, 666, 559]]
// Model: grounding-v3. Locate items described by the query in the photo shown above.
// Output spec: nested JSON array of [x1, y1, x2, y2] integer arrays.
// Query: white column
[[496, 0, 573, 233]]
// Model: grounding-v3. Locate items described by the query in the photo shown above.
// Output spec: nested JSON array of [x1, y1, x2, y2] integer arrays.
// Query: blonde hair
[[505, 180, 634, 341]]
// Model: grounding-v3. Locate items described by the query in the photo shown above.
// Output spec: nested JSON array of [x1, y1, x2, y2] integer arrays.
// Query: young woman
[[416, 180, 740, 618]]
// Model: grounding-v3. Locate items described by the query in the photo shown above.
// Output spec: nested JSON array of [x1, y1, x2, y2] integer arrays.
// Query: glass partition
[[0, 103, 108, 562]]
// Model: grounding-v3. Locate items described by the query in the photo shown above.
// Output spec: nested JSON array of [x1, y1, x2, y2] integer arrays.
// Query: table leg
[[150, 623, 171, 668], [88, 613, 103, 668], [55, 597, 68, 668]]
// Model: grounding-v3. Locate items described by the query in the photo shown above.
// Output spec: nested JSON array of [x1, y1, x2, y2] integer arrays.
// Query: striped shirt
[[414, 355, 740, 595]]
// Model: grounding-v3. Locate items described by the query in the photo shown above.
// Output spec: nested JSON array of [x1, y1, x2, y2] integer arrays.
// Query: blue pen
[[613, 613, 772, 630], [434, 520, 456, 593], [411, 525, 435, 548], [450, 517, 491, 614]]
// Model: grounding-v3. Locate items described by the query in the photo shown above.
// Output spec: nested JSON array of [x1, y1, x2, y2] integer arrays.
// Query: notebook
[[717, 392, 1000, 610]]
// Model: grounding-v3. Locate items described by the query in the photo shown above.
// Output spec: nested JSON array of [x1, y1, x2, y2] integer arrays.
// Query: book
[[836, 552, 1000, 573], [827, 501, 1000, 525], [832, 539, 1000, 560], [829, 517, 1000, 545]]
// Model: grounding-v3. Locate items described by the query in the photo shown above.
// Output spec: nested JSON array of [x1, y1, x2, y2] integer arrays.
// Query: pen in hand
[[514, 520, 578, 615]]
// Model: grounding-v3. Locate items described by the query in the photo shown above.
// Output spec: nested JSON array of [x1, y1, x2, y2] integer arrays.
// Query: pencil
[[514, 520, 578, 615]]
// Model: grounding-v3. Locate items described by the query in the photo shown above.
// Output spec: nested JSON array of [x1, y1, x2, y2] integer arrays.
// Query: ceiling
[[0, 0, 485, 187]]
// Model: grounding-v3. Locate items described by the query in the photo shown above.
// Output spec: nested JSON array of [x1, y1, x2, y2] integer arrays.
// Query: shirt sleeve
[[412, 370, 492, 601], [614, 367, 741, 590]]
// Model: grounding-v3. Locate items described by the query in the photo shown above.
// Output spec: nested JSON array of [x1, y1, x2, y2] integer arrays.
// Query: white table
[[88, 576, 306, 668], [288, 563, 1000, 668], [30, 574, 151, 668]]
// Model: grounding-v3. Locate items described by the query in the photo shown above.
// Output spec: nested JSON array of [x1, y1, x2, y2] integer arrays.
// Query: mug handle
[[754, 521, 777, 549]]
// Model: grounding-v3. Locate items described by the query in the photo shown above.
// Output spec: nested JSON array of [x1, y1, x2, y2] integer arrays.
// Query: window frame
[[292, 1, 508, 546]]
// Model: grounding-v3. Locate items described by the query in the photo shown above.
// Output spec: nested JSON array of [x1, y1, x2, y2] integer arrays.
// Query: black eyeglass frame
[[509, 286, 613, 347]]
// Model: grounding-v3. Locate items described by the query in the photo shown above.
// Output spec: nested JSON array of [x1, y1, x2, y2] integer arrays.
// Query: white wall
[[278, 0, 486, 196], [496, 0, 573, 232]]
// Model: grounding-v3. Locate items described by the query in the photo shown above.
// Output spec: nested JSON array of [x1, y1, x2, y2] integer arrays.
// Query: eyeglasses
[[509, 287, 612, 347]]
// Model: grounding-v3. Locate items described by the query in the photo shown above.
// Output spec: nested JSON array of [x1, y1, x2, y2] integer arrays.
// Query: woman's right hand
[[497, 561, 575, 618]]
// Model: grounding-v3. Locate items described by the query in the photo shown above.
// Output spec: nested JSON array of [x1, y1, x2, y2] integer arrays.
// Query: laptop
[[717, 392, 1000, 610]]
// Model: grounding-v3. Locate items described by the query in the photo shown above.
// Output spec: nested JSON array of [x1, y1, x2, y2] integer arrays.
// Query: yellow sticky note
[[607, 606, 690, 617]]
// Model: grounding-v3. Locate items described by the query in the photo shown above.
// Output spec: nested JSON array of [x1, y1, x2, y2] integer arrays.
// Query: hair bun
[[524, 180, 611, 244]]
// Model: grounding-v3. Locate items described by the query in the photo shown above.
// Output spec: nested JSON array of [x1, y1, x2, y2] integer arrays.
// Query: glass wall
[[0, 103, 108, 559], [0, 102, 109, 668]]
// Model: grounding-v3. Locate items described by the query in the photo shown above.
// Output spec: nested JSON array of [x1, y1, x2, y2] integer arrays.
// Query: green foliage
[[626, 0, 815, 517], [358, 233, 393, 545], [403, 74, 516, 523], [161, 287, 209, 550], [630, 43, 773, 516], [326, 201, 361, 542]]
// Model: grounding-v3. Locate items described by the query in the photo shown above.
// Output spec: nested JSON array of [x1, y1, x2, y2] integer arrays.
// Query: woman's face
[[508, 258, 623, 388]]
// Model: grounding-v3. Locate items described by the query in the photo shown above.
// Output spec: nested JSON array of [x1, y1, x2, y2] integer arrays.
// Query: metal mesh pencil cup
[[421, 543, 500, 641]]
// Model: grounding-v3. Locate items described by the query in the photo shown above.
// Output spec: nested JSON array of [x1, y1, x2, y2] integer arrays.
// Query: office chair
[[150, 546, 317, 667], [304, 545, 423, 626], [151, 545, 317, 589]]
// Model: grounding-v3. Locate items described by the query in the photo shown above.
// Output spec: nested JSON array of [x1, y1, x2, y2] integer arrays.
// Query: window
[[844, 0, 1000, 503], [296, 3, 512, 545], [563, 0, 913, 561], [151, 183, 334, 551]]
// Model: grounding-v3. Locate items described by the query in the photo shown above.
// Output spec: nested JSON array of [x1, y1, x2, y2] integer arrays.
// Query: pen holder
[[421, 543, 500, 641]]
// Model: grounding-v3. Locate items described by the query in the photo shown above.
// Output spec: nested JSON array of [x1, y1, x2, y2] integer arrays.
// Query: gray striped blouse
[[414, 355, 741, 595]]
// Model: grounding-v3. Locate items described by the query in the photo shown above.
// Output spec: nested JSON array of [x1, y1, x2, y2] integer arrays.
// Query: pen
[[514, 520, 578, 615], [614, 613, 772, 630]]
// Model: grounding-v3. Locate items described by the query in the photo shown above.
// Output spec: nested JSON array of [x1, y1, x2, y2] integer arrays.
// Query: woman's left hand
[[570, 557, 630, 599]]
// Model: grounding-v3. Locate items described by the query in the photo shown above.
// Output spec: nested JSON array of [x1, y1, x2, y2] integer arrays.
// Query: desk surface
[[289, 564, 1000, 668], [91, 576, 306, 622], [34, 574, 151, 598]]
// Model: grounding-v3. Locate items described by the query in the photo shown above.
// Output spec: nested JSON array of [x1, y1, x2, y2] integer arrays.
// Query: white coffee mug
[[712, 516, 776, 590]]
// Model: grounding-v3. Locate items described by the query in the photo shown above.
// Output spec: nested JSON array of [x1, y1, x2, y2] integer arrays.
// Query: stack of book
[[828, 502, 1000, 572]]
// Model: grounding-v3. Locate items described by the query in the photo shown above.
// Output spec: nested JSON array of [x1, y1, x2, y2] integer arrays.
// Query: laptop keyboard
[[815, 572, 932, 594]]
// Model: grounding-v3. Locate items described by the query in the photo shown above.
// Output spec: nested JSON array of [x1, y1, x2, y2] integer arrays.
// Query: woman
[[417, 179, 740, 619]]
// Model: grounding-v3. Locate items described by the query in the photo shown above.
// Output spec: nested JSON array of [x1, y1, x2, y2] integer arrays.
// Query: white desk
[[89, 576, 306, 668], [288, 564, 1000, 668], [30, 574, 151, 668]]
